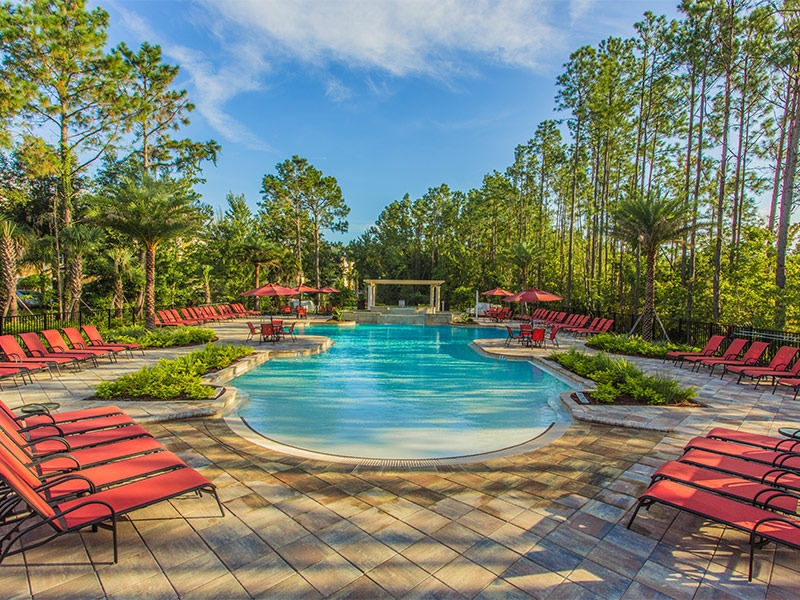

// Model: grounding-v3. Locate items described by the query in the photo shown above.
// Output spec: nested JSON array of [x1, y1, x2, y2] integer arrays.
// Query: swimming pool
[[233, 324, 570, 460]]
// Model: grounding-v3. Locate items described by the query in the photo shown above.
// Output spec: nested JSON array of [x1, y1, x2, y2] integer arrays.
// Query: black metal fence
[[0, 305, 168, 336], [544, 302, 800, 360]]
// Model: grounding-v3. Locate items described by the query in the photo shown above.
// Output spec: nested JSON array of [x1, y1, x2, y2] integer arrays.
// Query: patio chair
[[62, 327, 130, 359], [0, 334, 73, 374], [0, 445, 221, 565], [628, 478, 800, 581], [505, 326, 524, 346], [544, 326, 560, 349], [246, 322, 258, 342], [726, 346, 800, 387], [277, 322, 297, 341], [666, 335, 725, 366], [695, 341, 769, 377], [529, 328, 545, 348], [260, 323, 278, 344], [41, 330, 112, 364], [19, 333, 94, 369], [684, 338, 747, 371], [81, 325, 144, 357]]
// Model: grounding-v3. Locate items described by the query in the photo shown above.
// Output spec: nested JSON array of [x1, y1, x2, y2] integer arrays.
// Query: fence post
[[43, 311, 48, 331], [108, 309, 112, 329]]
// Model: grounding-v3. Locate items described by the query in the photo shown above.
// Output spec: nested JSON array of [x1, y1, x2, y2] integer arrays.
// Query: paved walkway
[[2, 319, 798, 599]]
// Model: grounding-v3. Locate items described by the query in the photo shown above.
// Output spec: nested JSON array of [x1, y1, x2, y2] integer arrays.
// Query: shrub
[[95, 342, 253, 400], [586, 332, 696, 358], [550, 349, 695, 405], [101, 326, 215, 348]]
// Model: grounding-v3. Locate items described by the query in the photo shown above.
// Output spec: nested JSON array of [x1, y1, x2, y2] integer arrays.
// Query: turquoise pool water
[[234, 325, 570, 459]]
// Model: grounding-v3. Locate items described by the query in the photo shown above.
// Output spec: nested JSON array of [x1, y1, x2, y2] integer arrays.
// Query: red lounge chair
[[697, 341, 769, 377], [1, 425, 167, 474], [0, 404, 138, 440], [683, 436, 800, 470], [775, 377, 800, 400], [233, 303, 258, 316], [565, 316, 598, 334], [179, 308, 204, 324], [62, 327, 129, 359], [82, 325, 144, 357], [628, 478, 800, 580], [680, 448, 800, 492], [684, 338, 747, 371], [0, 446, 221, 564], [0, 437, 188, 505], [666, 335, 725, 366], [0, 334, 74, 373], [727, 346, 800, 387], [41, 330, 111, 365], [19, 333, 93, 369], [155, 311, 178, 327], [650, 461, 800, 515], [0, 399, 123, 427], [706, 427, 800, 453]]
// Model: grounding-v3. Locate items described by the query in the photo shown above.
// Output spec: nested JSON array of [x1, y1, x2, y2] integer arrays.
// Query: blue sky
[[101, 0, 681, 242]]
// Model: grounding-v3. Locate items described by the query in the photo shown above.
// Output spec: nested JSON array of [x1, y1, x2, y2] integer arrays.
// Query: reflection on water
[[234, 325, 569, 458]]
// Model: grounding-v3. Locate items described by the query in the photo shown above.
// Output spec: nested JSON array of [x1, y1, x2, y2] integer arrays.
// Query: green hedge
[[585, 332, 696, 358], [95, 343, 253, 400], [551, 349, 695, 405], [101, 326, 215, 348]]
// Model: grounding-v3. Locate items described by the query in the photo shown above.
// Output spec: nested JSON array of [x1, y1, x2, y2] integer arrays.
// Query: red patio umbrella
[[318, 285, 340, 293], [288, 284, 320, 294], [241, 283, 296, 297], [504, 287, 562, 303], [482, 288, 513, 296]]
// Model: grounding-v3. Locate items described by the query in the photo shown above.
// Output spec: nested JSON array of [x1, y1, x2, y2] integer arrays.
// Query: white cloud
[[325, 78, 354, 103], [198, 0, 566, 77], [109, 1, 272, 151]]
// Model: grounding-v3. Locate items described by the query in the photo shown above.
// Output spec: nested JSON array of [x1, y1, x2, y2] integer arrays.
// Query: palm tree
[[103, 246, 136, 318], [612, 193, 694, 341], [92, 175, 205, 330], [500, 240, 540, 290], [62, 225, 102, 320], [0, 218, 27, 317]]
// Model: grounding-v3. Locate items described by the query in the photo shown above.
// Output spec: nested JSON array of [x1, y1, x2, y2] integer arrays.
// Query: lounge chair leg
[[626, 500, 645, 529], [112, 514, 118, 564]]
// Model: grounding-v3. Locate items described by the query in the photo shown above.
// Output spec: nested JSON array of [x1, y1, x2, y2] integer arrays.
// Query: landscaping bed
[[94, 343, 253, 401], [551, 349, 698, 406], [102, 325, 216, 348], [585, 332, 696, 358]]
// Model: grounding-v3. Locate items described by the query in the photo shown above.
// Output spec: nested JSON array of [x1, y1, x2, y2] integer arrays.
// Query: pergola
[[364, 279, 445, 312]]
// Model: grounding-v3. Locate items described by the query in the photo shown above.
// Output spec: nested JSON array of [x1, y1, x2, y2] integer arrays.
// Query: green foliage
[[551, 349, 695, 405], [94, 342, 252, 400], [102, 325, 214, 348], [586, 333, 696, 358]]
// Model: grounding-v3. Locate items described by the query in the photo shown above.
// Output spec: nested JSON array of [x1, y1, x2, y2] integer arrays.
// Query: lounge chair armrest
[[29, 452, 80, 471], [753, 487, 800, 510], [36, 472, 96, 495], [22, 435, 70, 451], [14, 411, 56, 425], [776, 439, 800, 453], [18, 402, 60, 415], [17, 422, 63, 436], [752, 515, 800, 538]]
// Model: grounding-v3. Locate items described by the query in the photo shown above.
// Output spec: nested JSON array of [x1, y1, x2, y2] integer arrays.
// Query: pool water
[[233, 324, 570, 459]]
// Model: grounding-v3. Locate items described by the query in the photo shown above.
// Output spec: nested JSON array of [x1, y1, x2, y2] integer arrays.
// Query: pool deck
[[2, 319, 799, 599]]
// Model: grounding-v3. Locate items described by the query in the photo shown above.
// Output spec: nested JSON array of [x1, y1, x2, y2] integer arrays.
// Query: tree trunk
[[642, 248, 656, 341], [566, 116, 582, 308], [0, 233, 17, 318], [112, 268, 123, 319], [145, 244, 157, 331], [68, 252, 82, 321], [713, 66, 732, 322], [775, 80, 800, 329], [769, 80, 791, 231]]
